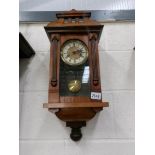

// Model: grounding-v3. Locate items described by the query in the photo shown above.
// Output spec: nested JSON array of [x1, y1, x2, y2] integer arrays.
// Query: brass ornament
[[68, 80, 81, 93]]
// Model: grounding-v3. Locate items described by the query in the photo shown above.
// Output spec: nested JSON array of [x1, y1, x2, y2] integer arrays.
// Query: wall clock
[[43, 9, 109, 141]]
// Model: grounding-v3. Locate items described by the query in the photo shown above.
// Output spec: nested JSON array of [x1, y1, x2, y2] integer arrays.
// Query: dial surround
[[61, 40, 88, 66]]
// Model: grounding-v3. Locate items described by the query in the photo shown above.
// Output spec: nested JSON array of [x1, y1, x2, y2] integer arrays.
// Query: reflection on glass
[[82, 66, 89, 84]]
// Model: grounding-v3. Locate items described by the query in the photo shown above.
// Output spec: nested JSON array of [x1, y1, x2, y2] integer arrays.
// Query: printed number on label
[[91, 92, 101, 100]]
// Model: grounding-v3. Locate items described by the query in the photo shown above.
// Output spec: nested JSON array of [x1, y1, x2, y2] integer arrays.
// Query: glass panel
[[59, 59, 90, 97]]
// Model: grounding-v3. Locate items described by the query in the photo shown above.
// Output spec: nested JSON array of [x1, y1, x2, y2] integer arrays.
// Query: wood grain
[[43, 102, 109, 108]]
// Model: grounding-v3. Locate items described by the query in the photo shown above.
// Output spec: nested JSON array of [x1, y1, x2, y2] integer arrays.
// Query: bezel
[[61, 39, 88, 66]]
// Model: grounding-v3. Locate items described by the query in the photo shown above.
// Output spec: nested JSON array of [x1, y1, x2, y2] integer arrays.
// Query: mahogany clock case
[[43, 10, 109, 141]]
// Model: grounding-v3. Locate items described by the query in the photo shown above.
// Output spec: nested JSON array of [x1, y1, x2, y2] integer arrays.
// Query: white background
[[1, 0, 155, 155], [19, 21, 135, 155]]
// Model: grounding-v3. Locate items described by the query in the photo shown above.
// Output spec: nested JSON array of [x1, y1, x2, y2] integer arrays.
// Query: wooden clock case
[[43, 9, 109, 141]]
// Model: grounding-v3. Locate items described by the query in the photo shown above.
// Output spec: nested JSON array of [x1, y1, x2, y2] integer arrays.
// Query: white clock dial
[[61, 40, 88, 66]]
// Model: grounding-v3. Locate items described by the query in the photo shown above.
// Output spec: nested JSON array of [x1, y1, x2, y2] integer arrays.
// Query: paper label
[[91, 92, 102, 100]]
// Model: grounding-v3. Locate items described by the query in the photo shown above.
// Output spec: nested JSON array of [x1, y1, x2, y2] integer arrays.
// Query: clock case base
[[43, 101, 109, 141]]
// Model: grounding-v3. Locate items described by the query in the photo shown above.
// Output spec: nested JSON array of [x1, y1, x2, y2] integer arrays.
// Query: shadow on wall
[[99, 50, 135, 90], [19, 56, 35, 81]]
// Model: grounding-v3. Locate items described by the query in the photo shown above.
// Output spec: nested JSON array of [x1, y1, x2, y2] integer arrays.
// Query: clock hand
[[73, 49, 82, 54], [72, 50, 80, 55]]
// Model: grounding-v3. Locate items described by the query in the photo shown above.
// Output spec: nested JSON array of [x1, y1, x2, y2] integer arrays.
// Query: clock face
[[61, 40, 88, 66]]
